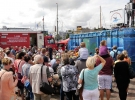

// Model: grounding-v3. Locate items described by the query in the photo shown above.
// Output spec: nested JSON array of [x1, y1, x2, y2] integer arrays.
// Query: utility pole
[[43, 16, 44, 31], [100, 6, 102, 28], [56, 3, 58, 43], [62, 21, 63, 39]]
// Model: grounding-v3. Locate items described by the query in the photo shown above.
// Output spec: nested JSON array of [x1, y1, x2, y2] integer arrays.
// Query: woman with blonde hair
[[0, 58, 18, 100], [122, 50, 131, 66], [78, 55, 106, 100]]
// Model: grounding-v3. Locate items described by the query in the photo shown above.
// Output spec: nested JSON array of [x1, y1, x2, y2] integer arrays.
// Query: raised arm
[[95, 55, 106, 67]]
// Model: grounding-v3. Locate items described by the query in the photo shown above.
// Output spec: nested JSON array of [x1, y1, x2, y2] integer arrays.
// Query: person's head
[[18, 52, 26, 59], [69, 58, 75, 65], [38, 48, 41, 52], [65, 49, 68, 53], [86, 56, 96, 69], [122, 50, 128, 58], [100, 40, 106, 46], [41, 48, 46, 54], [2, 58, 12, 70], [10, 46, 14, 49], [34, 55, 43, 64], [117, 54, 125, 60], [112, 46, 117, 50], [52, 55, 56, 59], [5, 50, 12, 57], [56, 58, 61, 64], [59, 47, 62, 50], [29, 46, 31, 49], [80, 42, 86, 48], [95, 48, 99, 54], [62, 55, 70, 65], [24, 56, 31, 63], [23, 46, 26, 49], [45, 51, 49, 56]]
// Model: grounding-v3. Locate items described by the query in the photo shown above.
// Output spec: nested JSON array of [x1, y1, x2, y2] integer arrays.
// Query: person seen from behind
[[29, 55, 52, 100], [114, 54, 130, 100], [0, 58, 18, 100], [110, 46, 121, 61], [78, 55, 106, 100], [78, 42, 89, 60], [99, 40, 110, 58], [52, 58, 60, 73], [61, 56, 79, 100], [21, 56, 33, 100], [96, 43, 114, 100]]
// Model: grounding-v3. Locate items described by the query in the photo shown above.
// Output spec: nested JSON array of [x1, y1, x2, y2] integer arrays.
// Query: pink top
[[14, 59, 25, 73], [99, 46, 108, 56], [0, 69, 18, 100]]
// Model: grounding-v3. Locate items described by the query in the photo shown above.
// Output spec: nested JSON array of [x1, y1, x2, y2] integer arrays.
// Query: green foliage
[[66, 33, 69, 39], [55, 34, 62, 41]]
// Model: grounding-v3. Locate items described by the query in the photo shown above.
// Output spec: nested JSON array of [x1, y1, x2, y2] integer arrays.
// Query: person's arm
[[9, 74, 18, 89], [129, 57, 131, 66], [114, 63, 118, 78], [78, 69, 84, 84], [95, 55, 106, 67]]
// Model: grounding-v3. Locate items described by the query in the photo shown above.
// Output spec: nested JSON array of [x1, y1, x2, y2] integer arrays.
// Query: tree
[[55, 34, 62, 41], [66, 33, 69, 39]]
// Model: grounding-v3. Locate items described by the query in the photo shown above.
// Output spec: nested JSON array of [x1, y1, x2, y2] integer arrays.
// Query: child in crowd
[[78, 42, 89, 60], [99, 40, 110, 58]]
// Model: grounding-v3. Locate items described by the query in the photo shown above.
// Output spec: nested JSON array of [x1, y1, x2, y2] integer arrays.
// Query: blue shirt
[[79, 64, 102, 90], [110, 50, 121, 58]]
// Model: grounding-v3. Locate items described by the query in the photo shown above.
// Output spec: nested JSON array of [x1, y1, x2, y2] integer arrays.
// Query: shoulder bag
[[40, 65, 53, 94], [75, 69, 85, 96], [129, 66, 135, 79]]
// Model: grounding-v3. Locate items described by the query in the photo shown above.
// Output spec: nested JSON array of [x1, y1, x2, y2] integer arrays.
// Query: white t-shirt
[[79, 48, 89, 59], [58, 49, 63, 53]]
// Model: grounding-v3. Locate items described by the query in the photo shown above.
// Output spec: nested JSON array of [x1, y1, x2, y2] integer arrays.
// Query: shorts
[[82, 88, 99, 100], [98, 75, 112, 89]]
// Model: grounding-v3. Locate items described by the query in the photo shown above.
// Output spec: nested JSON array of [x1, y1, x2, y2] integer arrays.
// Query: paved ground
[[17, 78, 135, 100]]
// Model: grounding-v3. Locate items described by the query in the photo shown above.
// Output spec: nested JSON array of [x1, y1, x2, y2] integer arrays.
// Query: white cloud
[[0, 0, 129, 31]]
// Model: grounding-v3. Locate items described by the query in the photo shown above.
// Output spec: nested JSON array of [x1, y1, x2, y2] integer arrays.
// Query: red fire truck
[[0, 29, 57, 49]]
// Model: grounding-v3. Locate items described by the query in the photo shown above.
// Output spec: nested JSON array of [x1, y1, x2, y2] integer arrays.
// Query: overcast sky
[[0, 0, 129, 32]]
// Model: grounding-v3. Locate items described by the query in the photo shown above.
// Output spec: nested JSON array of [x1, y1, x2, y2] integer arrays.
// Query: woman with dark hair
[[14, 52, 26, 100], [114, 54, 130, 100], [21, 56, 33, 100], [61, 56, 79, 100]]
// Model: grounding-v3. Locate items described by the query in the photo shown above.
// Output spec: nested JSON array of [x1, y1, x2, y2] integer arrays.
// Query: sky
[[0, 0, 130, 32]]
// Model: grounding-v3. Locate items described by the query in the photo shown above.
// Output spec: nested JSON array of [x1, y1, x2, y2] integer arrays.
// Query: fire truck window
[[47, 38, 55, 44]]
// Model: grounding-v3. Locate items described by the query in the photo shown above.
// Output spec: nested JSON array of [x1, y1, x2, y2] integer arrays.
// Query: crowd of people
[[0, 40, 132, 100]]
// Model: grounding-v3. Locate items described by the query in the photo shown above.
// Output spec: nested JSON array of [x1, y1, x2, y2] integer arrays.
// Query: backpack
[[113, 50, 118, 61]]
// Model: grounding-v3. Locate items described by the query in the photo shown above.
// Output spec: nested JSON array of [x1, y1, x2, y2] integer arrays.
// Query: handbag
[[40, 65, 53, 94], [76, 69, 85, 96], [129, 67, 135, 79], [79, 69, 85, 91]]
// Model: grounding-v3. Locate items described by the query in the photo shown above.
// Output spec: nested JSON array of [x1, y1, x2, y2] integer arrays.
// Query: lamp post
[[56, 3, 58, 43]]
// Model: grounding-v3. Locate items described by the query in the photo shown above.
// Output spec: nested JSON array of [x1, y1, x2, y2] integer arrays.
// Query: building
[[74, 26, 92, 34]]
